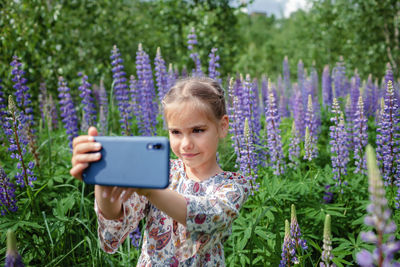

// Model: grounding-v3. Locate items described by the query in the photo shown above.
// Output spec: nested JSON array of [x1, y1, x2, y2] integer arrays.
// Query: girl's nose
[[182, 135, 194, 150]]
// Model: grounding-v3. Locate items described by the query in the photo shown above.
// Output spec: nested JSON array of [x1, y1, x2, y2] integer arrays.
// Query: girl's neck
[[183, 161, 223, 182]]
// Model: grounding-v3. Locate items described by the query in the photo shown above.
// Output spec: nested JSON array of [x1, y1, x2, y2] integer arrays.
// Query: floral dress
[[95, 159, 251, 266]]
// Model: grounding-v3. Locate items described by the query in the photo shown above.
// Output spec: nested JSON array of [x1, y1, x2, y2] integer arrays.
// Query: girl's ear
[[219, 115, 229, 138]]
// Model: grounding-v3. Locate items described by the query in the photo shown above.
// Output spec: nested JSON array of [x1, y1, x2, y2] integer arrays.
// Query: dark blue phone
[[82, 136, 170, 188]]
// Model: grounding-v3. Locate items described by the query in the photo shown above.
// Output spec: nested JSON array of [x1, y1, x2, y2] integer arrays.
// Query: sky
[[244, 0, 310, 18]]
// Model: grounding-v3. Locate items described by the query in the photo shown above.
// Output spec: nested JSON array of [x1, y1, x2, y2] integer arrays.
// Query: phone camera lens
[[154, 143, 162, 150], [147, 144, 153, 150]]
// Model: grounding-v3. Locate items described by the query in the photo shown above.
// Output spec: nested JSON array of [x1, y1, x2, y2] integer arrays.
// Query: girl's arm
[[141, 189, 187, 226]]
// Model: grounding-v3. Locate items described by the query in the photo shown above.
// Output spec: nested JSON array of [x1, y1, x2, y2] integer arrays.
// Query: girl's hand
[[70, 126, 102, 180]]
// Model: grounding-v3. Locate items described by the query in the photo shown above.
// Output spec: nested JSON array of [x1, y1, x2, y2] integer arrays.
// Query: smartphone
[[82, 136, 170, 188]]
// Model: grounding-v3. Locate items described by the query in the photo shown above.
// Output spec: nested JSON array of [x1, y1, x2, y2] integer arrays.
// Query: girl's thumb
[[88, 126, 98, 137]]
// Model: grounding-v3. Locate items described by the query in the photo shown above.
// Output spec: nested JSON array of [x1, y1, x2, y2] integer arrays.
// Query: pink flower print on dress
[[194, 214, 207, 224]]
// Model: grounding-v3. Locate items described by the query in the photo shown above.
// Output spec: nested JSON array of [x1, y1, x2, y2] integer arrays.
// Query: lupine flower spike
[[111, 45, 131, 136], [320, 214, 336, 267], [187, 27, 202, 76], [304, 94, 318, 160], [208, 47, 221, 83], [239, 117, 258, 191], [10, 56, 39, 167], [280, 219, 295, 267], [5, 229, 24, 267], [353, 96, 368, 174], [290, 204, 307, 251], [5, 96, 36, 189], [57, 77, 79, 149], [0, 165, 17, 215], [136, 43, 158, 136], [375, 80, 399, 187], [329, 98, 349, 191], [265, 79, 284, 175], [357, 145, 400, 267], [155, 47, 168, 104], [78, 72, 97, 132]]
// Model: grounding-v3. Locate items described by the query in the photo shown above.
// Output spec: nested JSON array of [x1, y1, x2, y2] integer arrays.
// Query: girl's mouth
[[182, 153, 199, 158]]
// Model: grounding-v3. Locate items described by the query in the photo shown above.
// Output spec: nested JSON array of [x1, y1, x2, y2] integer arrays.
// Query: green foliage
[[0, 0, 241, 101]]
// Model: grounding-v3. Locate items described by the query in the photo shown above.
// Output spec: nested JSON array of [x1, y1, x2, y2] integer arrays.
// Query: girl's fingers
[[69, 163, 89, 180], [120, 188, 136, 202], [73, 140, 101, 155], [72, 135, 94, 149], [110, 187, 125, 203], [72, 152, 101, 165]]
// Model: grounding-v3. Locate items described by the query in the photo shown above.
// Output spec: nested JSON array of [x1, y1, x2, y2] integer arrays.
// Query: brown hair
[[162, 77, 226, 121]]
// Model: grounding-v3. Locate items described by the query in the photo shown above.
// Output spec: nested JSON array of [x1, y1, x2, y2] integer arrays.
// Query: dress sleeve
[[184, 174, 251, 244], [95, 193, 148, 254]]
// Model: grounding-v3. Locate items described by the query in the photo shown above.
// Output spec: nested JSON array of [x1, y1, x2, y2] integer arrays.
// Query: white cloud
[[283, 0, 310, 17]]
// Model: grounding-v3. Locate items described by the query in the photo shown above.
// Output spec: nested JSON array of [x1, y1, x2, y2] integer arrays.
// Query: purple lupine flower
[[228, 78, 243, 168], [375, 80, 399, 187], [364, 74, 376, 118], [288, 121, 300, 168], [322, 65, 332, 108], [10, 56, 39, 167], [5, 96, 36, 188], [265, 85, 284, 175], [320, 214, 336, 267], [357, 145, 400, 267], [280, 219, 296, 267], [239, 118, 259, 192], [290, 204, 307, 251], [10, 56, 34, 127], [129, 226, 142, 248], [129, 75, 139, 120], [304, 95, 318, 160], [78, 73, 97, 132], [136, 44, 157, 136], [154, 47, 169, 103], [97, 79, 108, 136], [249, 77, 265, 167], [292, 84, 305, 137], [384, 63, 400, 107], [0, 166, 18, 215], [187, 27, 202, 76], [111, 45, 132, 136], [323, 185, 334, 204], [282, 56, 292, 98], [329, 98, 349, 191], [208, 47, 221, 83], [57, 77, 79, 149], [353, 96, 368, 174], [5, 229, 24, 267], [332, 56, 347, 98]]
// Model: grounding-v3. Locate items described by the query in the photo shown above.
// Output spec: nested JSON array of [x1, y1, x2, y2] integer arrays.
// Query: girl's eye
[[170, 130, 180, 135], [193, 128, 204, 133]]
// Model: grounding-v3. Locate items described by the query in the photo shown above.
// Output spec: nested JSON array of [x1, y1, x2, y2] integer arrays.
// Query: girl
[[70, 77, 251, 266]]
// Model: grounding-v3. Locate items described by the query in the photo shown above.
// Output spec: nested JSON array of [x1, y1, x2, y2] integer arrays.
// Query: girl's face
[[165, 100, 228, 175]]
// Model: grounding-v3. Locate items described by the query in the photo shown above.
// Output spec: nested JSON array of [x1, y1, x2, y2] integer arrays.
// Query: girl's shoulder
[[218, 170, 248, 184]]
